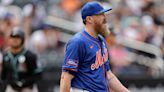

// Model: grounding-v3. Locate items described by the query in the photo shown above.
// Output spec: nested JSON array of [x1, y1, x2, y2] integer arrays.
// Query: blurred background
[[0, 0, 164, 92]]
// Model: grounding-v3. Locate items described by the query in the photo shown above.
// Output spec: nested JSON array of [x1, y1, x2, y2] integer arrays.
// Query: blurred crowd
[[0, 0, 164, 82], [104, 0, 164, 76]]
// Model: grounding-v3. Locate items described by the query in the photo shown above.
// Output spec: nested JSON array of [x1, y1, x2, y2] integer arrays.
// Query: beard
[[94, 19, 109, 36]]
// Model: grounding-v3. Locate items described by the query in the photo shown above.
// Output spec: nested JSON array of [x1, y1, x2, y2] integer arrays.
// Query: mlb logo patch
[[67, 59, 78, 67]]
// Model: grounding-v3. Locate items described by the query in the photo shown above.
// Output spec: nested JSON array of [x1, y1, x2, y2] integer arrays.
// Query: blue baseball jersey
[[62, 30, 110, 92]]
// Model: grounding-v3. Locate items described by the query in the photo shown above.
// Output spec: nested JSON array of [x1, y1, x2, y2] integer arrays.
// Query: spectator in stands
[[27, 23, 59, 54]]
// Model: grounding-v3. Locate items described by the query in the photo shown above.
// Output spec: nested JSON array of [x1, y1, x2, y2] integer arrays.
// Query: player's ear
[[86, 16, 93, 24]]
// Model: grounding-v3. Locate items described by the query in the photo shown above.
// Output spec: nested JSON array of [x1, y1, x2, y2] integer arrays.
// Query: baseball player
[[60, 1, 130, 92], [0, 29, 41, 92]]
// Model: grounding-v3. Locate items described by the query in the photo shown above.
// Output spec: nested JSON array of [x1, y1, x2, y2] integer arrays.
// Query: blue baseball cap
[[81, 1, 112, 20]]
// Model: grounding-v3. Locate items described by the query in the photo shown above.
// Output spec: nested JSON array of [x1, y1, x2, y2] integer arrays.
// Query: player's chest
[[82, 42, 108, 70], [84, 41, 108, 61], [4, 54, 28, 72], [85, 40, 107, 56]]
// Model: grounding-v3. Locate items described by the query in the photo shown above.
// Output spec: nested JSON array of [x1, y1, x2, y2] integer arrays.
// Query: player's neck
[[85, 26, 98, 38]]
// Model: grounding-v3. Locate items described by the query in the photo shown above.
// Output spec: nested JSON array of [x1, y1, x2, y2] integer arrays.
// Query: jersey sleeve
[[62, 39, 84, 74]]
